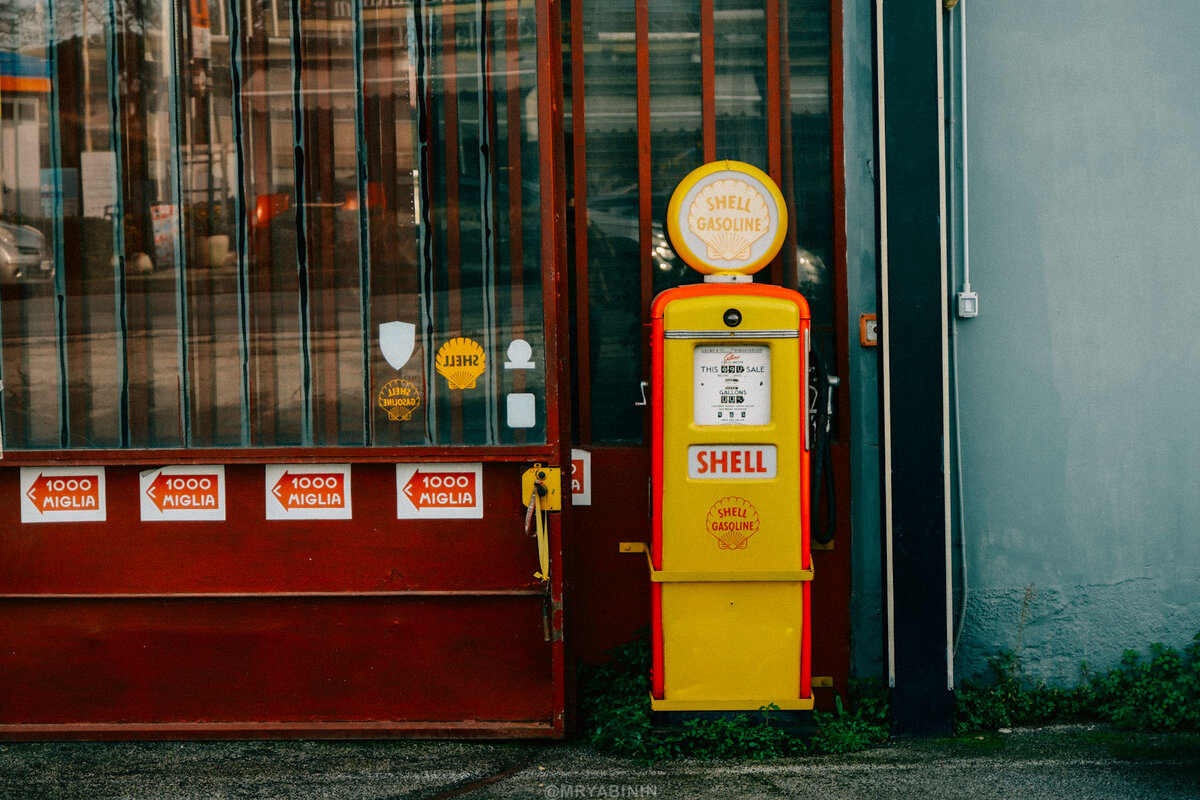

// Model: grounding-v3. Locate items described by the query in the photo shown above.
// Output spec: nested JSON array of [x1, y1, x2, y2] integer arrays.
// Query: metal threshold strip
[[0, 590, 546, 600], [0, 720, 558, 739]]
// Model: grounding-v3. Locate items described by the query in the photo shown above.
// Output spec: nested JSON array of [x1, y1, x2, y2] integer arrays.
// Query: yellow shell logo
[[705, 496, 761, 550], [686, 178, 771, 261], [435, 337, 486, 390]]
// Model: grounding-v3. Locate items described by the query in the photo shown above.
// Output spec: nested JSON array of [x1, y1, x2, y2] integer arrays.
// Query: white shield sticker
[[380, 321, 416, 371]]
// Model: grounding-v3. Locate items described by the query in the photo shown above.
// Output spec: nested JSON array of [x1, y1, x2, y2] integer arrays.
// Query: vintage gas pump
[[622, 161, 813, 713]]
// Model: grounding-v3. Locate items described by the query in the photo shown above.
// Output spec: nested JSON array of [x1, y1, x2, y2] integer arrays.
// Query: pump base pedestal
[[651, 696, 814, 712]]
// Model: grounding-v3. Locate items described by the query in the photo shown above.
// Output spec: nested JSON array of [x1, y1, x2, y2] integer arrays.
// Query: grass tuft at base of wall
[[578, 633, 889, 761], [956, 631, 1200, 735]]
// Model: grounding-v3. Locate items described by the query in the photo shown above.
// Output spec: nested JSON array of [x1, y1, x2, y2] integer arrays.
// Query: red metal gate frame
[[0, 0, 571, 740]]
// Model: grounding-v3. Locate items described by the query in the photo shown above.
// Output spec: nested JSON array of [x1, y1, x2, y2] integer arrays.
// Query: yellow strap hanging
[[532, 488, 550, 583], [526, 484, 550, 584]]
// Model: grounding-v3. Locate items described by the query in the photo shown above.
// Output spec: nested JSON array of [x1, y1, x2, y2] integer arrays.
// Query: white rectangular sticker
[[20, 466, 107, 523], [140, 465, 226, 521], [266, 464, 352, 520], [396, 463, 483, 519], [687, 445, 778, 479], [693, 345, 771, 425], [570, 448, 592, 505]]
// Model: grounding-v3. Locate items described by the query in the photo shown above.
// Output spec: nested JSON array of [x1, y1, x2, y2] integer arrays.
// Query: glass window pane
[[0, 17, 60, 447], [786, 0, 834, 374], [714, 0, 768, 167], [402, 0, 545, 446], [1, 0, 548, 451], [578, 0, 644, 443], [648, 1, 702, 298], [575, 0, 833, 444]]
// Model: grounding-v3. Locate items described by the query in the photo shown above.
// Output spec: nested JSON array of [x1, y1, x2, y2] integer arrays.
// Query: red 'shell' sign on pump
[[396, 463, 483, 519], [266, 464, 352, 520], [140, 465, 226, 521], [20, 467, 107, 523], [687, 444, 778, 479]]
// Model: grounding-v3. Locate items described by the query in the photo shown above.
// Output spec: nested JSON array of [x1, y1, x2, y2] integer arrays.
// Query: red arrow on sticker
[[271, 471, 346, 511], [145, 472, 220, 512], [25, 473, 101, 513], [402, 469, 477, 510]]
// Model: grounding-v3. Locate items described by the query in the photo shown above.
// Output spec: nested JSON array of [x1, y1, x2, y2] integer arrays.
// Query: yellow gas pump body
[[649, 282, 813, 711]]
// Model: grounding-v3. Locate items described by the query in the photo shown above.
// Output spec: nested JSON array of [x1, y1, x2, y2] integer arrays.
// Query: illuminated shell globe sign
[[666, 160, 788, 279]]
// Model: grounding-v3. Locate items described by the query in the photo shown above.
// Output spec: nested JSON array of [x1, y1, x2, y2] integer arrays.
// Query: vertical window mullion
[[414, 2, 439, 445], [701, 0, 715, 161], [352, 0, 373, 446], [477, 0, 498, 445], [778, 0, 798, 289], [635, 0, 651, 337], [45, 0, 72, 447], [290, 0, 314, 446], [227, 0, 253, 446], [566, 0, 588, 443], [105, 0, 131, 446], [440, 0, 464, 442], [167, 0, 193, 446], [765, 0, 783, 285]]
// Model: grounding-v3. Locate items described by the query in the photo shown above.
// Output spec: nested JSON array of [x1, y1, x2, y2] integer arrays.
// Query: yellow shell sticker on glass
[[378, 378, 421, 421], [705, 495, 761, 550], [666, 161, 788, 276], [435, 337, 487, 390]]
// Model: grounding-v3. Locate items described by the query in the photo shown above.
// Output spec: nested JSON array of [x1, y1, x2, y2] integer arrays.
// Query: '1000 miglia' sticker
[[20, 467, 107, 523]]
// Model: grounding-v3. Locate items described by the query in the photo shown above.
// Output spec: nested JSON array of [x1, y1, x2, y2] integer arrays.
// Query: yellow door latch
[[521, 464, 562, 511], [522, 464, 561, 584]]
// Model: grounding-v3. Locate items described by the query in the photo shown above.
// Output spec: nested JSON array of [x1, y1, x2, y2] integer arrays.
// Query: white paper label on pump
[[693, 345, 771, 425]]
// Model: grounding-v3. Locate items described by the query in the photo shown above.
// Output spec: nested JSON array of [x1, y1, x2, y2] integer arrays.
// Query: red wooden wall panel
[[0, 597, 554, 729], [1, 464, 541, 595], [0, 462, 561, 736]]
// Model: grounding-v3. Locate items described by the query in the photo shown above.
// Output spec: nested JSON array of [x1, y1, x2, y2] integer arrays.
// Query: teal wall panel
[[844, 0, 883, 681]]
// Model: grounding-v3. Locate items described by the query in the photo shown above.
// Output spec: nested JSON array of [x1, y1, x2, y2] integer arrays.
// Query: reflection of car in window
[[586, 188, 682, 277], [0, 221, 53, 285]]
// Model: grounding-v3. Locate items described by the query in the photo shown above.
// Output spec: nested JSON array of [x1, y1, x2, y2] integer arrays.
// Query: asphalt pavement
[[1, 725, 1198, 799]]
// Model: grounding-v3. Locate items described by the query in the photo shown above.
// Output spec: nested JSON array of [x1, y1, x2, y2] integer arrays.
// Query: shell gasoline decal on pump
[[705, 496, 761, 550]]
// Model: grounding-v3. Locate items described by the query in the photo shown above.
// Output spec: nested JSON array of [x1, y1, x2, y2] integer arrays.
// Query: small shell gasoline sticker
[[378, 378, 421, 421], [706, 496, 760, 550]]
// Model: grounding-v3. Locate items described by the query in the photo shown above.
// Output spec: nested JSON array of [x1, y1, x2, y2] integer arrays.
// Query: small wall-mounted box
[[859, 314, 878, 347]]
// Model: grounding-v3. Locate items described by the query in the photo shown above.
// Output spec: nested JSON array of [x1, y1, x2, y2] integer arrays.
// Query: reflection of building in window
[[0, 52, 51, 221]]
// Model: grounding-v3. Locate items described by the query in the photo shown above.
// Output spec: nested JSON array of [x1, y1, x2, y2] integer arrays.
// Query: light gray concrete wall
[[949, 0, 1200, 684]]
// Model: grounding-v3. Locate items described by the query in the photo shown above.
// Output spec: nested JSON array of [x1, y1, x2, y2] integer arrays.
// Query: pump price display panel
[[693, 345, 771, 425]]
